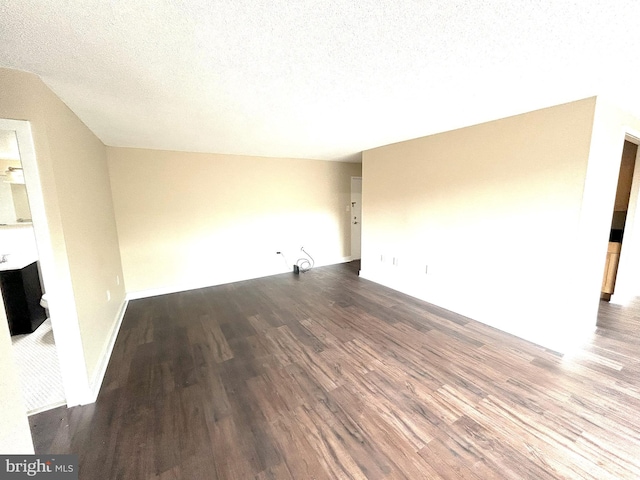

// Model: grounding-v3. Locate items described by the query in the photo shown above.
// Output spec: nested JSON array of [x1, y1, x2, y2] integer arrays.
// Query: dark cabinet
[[0, 261, 46, 335]]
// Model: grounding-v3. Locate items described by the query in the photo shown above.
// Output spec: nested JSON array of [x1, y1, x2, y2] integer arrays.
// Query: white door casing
[[0, 119, 90, 407], [351, 177, 362, 260]]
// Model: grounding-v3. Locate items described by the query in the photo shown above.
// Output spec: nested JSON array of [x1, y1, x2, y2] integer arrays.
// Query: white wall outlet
[[106, 290, 111, 301]]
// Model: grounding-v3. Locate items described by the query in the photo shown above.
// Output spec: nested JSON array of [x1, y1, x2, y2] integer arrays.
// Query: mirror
[[0, 130, 31, 225]]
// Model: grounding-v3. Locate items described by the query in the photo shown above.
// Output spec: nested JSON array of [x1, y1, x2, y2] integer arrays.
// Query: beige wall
[[108, 147, 361, 294], [0, 68, 126, 402], [362, 98, 598, 351]]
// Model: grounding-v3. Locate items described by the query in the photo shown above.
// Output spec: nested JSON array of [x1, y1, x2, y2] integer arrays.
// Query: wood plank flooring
[[29, 262, 640, 479]]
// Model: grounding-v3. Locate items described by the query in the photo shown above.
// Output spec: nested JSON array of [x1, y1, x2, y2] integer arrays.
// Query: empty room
[[1, 1, 640, 479]]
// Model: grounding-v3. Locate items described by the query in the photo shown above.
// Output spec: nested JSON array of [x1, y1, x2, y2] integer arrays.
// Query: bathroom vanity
[[0, 258, 46, 335]]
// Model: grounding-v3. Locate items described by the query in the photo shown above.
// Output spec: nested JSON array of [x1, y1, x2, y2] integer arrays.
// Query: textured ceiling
[[1, 1, 640, 162]]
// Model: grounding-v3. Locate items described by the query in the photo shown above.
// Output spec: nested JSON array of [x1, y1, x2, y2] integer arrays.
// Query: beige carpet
[[11, 319, 66, 414]]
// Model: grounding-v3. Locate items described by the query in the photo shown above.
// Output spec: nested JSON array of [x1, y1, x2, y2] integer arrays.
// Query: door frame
[[0, 118, 89, 408], [610, 131, 640, 304], [350, 176, 362, 261]]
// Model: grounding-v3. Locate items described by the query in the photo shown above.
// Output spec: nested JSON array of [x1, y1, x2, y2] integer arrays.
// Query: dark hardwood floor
[[30, 261, 640, 479]]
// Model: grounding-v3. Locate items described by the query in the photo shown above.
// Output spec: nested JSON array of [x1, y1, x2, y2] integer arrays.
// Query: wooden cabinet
[[602, 242, 622, 295], [0, 261, 46, 335]]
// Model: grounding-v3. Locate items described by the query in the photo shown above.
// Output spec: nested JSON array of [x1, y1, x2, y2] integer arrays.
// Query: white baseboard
[[127, 271, 284, 301], [128, 256, 354, 301], [609, 291, 633, 306], [359, 268, 597, 354], [129, 282, 217, 301], [87, 298, 128, 403], [359, 269, 391, 286]]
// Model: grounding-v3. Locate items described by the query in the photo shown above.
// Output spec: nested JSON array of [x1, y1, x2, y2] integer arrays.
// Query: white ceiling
[[1, 1, 639, 162]]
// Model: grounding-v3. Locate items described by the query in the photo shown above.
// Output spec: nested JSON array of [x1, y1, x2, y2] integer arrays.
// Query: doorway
[[350, 177, 362, 261], [0, 129, 65, 413], [601, 138, 639, 301]]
